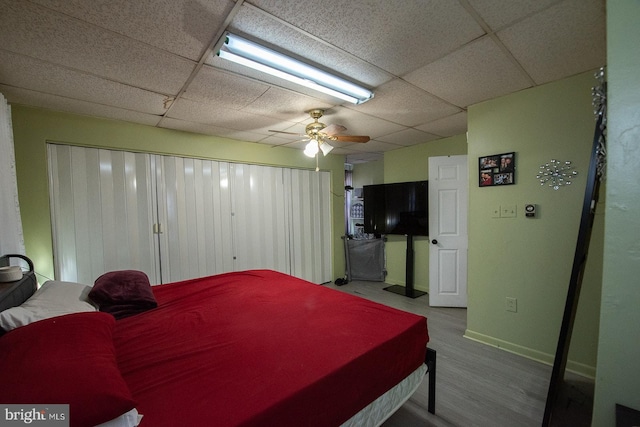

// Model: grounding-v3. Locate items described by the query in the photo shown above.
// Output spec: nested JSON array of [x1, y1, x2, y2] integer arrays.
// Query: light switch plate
[[502, 204, 516, 218]]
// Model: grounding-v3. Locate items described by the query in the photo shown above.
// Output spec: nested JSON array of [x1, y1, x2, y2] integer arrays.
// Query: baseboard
[[464, 329, 596, 379], [565, 360, 596, 380]]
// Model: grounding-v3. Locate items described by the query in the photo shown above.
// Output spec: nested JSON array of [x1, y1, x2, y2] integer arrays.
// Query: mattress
[[112, 270, 428, 426], [341, 363, 427, 427]]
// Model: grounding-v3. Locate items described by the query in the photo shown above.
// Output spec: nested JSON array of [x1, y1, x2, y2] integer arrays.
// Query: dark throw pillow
[[90, 270, 157, 320]]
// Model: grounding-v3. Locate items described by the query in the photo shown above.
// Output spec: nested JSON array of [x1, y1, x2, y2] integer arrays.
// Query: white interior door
[[428, 155, 468, 307]]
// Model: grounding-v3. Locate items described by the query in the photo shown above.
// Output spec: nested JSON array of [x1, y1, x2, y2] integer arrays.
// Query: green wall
[[592, 0, 640, 424], [351, 159, 384, 189], [380, 134, 468, 291], [356, 71, 603, 378], [11, 107, 346, 282], [465, 71, 603, 376]]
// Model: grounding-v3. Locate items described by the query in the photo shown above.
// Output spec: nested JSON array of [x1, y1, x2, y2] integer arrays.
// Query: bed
[[0, 268, 435, 427]]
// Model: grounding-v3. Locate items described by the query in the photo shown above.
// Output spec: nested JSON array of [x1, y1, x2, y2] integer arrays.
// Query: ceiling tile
[[29, 0, 236, 61], [0, 50, 169, 115], [416, 112, 468, 137], [248, 0, 486, 76], [241, 87, 336, 121], [258, 134, 307, 147], [320, 107, 406, 139], [2, 85, 162, 126], [159, 117, 267, 142], [168, 98, 297, 133], [404, 36, 533, 107], [183, 66, 269, 107], [497, 0, 606, 85], [466, 0, 562, 30], [0, 0, 195, 94], [0, 0, 606, 161], [377, 128, 441, 146], [264, 123, 307, 139], [353, 79, 462, 127], [344, 139, 400, 153]]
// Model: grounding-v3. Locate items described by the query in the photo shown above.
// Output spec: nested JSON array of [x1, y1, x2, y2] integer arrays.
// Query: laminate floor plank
[[324, 280, 591, 427]]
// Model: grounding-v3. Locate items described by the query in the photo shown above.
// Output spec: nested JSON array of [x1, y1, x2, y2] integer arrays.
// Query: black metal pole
[[405, 234, 414, 297]]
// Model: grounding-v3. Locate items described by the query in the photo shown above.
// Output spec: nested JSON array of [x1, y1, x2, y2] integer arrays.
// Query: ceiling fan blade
[[321, 123, 347, 136], [268, 130, 304, 136], [329, 135, 370, 143]]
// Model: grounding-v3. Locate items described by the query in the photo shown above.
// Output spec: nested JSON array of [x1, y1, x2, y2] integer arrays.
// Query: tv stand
[[384, 234, 427, 299]]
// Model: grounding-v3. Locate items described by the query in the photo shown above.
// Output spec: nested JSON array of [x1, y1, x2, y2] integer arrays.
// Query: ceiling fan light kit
[[319, 141, 334, 156], [304, 139, 334, 158], [269, 109, 370, 162], [304, 140, 319, 157], [218, 33, 374, 105]]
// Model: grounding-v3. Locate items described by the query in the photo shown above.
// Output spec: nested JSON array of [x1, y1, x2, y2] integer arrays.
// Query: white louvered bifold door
[[47, 144, 158, 284], [229, 163, 290, 273], [152, 155, 234, 283], [49, 145, 333, 286], [286, 169, 332, 284]]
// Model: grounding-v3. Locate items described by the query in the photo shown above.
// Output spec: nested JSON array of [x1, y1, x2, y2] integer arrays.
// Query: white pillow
[[0, 280, 97, 331], [96, 409, 142, 427]]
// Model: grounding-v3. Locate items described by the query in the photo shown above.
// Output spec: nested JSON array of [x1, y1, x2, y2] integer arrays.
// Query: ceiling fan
[[270, 109, 370, 159]]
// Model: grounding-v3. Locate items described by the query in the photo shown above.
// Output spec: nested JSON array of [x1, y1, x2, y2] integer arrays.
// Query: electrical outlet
[[506, 297, 517, 312], [492, 205, 501, 218]]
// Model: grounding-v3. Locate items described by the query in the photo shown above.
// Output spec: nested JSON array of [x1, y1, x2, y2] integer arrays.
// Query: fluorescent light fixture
[[218, 33, 373, 104]]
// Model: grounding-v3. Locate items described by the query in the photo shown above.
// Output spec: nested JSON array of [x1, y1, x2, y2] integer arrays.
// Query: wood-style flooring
[[323, 280, 594, 427]]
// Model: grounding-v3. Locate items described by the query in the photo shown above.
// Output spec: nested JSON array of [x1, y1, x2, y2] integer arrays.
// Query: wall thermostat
[[525, 204, 536, 218]]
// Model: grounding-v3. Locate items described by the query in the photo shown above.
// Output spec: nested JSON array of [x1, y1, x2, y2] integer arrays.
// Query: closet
[[47, 144, 331, 285]]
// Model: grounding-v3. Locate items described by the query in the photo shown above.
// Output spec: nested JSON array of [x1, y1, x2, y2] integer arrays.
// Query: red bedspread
[[113, 270, 428, 426]]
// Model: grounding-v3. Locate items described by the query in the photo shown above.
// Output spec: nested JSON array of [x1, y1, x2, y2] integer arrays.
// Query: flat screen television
[[363, 181, 428, 236]]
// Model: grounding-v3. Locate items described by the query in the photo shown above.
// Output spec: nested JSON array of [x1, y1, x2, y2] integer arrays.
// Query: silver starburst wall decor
[[537, 159, 578, 190]]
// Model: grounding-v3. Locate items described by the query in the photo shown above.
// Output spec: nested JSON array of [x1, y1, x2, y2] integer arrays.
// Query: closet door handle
[[431, 239, 438, 244]]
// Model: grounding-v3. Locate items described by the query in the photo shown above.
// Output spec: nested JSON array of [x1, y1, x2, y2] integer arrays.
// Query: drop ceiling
[[0, 0, 606, 163]]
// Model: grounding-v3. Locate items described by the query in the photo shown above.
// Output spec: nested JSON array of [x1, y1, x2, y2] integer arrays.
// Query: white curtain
[[0, 93, 25, 257]]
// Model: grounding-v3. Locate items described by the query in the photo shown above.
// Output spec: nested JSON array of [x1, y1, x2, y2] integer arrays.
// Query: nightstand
[[0, 271, 37, 312], [0, 255, 37, 312]]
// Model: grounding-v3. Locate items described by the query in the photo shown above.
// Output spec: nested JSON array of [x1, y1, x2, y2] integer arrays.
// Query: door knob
[[431, 239, 438, 244]]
